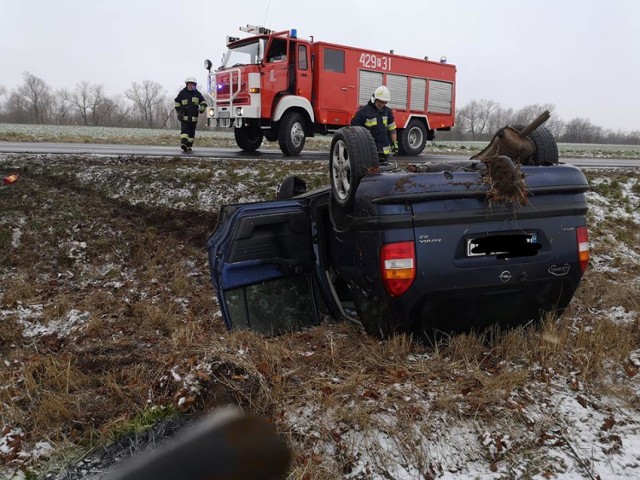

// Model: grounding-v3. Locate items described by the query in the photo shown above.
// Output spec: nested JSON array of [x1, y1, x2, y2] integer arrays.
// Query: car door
[[206, 200, 321, 335]]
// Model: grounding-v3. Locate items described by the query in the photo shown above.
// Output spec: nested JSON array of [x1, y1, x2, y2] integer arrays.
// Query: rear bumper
[[406, 276, 580, 333], [344, 263, 582, 335]]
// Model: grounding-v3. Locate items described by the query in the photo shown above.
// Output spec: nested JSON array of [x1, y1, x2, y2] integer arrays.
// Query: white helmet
[[185, 76, 197, 84], [372, 85, 390, 103]]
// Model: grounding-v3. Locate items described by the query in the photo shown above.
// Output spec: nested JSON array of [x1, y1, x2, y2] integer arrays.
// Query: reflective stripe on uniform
[[364, 118, 377, 127], [183, 116, 189, 121], [192, 97, 200, 104], [191, 117, 198, 122], [174, 102, 181, 108], [387, 121, 397, 131], [181, 99, 189, 105], [180, 133, 189, 139], [382, 145, 391, 154]]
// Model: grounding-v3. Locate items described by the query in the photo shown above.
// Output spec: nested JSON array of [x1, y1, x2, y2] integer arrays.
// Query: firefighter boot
[[180, 133, 189, 152]]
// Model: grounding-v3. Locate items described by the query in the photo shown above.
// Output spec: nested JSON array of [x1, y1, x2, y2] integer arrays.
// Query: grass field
[[1, 149, 639, 479]]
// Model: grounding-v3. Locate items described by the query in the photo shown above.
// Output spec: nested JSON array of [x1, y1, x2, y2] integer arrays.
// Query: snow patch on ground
[[282, 376, 640, 479], [10, 306, 91, 338], [11, 218, 26, 248]]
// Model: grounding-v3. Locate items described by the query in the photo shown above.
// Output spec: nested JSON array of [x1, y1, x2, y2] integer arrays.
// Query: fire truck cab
[[205, 25, 456, 156]]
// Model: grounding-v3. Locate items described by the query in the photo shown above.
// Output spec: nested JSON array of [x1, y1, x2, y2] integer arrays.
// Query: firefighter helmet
[[372, 85, 391, 103], [185, 76, 197, 84]]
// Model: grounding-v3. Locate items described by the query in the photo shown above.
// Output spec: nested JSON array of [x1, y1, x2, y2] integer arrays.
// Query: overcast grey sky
[[2, 0, 639, 131]]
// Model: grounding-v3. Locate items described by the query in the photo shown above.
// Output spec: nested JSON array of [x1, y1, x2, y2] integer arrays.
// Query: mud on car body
[[206, 124, 590, 338]]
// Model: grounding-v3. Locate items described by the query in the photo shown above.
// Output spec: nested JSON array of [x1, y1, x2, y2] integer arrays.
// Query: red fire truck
[[204, 25, 456, 156]]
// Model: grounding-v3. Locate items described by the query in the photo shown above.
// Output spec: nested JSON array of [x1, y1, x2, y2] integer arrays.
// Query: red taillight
[[576, 226, 590, 273], [380, 241, 416, 297]]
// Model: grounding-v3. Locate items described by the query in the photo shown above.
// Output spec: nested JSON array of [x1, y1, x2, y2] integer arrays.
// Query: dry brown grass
[[1, 156, 639, 478], [0, 278, 39, 307]]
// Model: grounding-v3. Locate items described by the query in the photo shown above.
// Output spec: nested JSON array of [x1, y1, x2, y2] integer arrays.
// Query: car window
[[225, 274, 316, 335]]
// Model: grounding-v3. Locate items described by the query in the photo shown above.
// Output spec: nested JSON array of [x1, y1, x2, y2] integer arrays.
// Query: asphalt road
[[0, 141, 638, 168]]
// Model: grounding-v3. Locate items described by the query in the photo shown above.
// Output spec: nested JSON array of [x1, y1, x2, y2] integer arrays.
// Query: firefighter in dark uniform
[[174, 77, 207, 152], [351, 85, 398, 164]]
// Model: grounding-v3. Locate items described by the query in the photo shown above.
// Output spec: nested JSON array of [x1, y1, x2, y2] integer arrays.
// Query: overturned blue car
[[206, 118, 590, 338]]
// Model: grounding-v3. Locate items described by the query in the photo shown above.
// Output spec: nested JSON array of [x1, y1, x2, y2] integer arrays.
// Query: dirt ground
[[2, 154, 640, 479]]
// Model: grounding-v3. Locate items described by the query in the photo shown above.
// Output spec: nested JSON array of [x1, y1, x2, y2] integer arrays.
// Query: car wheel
[[234, 125, 263, 152], [513, 124, 559, 166], [276, 175, 307, 200], [399, 119, 428, 156], [330, 126, 378, 210], [278, 111, 306, 156]]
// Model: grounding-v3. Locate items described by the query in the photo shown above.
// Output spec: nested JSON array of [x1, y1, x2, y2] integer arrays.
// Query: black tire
[[276, 175, 307, 200], [234, 125, 263, 152], [278, 111, 306, 156], [513, 124, 559, 166], [398, 119, 428, 156], [329, 126, 378, 210]]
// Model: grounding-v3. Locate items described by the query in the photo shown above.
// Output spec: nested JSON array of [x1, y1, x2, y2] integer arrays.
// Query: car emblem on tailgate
[[548, 264, 570, 276], [499, 270, 512, 283]]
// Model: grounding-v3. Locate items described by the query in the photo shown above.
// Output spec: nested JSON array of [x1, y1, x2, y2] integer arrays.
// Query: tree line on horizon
[[1, 72, 639, 145]]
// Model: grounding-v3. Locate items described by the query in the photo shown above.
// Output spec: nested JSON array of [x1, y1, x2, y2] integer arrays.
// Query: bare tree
[[3, 91, 30, 123], [63, 81, 111, 126], [19, 72, 53, 124], [486, 105, 514, 135], [457, 99, 500, 140], [561, 118, 603, 143], [63, 82, 90, 125], [508, 103, 563, 139], [89, 85, 112, 126], [92, 96, 114, 126], [103, 95, 132, 126], [511, 104, 544, 125], [125, 80, 167, 128], [603, 128, 640, 145], [0, 85, 6, 118], [50, 90, 74, 125]]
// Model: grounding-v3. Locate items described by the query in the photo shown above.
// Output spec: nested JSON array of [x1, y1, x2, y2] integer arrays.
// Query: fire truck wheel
[[234, 125, 264, 152], [278, 111, 306, 156], [276, 175, 307, 200], [399, 120, 428, 156], [330, 126, 378, 210], [513, 124, 559, 166]]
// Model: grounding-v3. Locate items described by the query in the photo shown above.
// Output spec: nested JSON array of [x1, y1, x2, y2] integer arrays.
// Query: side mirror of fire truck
[[204, 59, 212, 72]]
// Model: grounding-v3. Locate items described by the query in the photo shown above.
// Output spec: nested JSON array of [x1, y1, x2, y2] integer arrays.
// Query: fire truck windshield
[[220, 38, 266, 69]]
